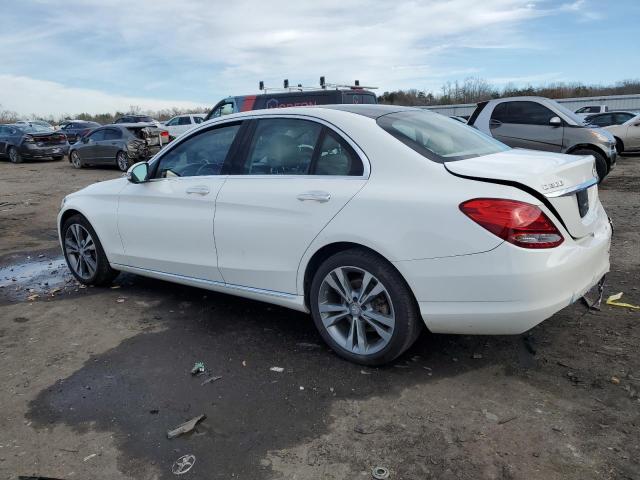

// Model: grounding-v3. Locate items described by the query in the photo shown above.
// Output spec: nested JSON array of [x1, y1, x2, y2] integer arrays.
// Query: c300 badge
[[541, 180, 564, 190]]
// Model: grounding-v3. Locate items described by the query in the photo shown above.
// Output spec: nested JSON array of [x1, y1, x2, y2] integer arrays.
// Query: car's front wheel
[[8, 147, 22, 164], [62, 214, 118, 286], [70, 151, 83, 169], [116, 151, 130, 172], [309, 248, 422, 365]]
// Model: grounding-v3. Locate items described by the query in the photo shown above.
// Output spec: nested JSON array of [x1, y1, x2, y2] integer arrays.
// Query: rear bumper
[[393, 211, 611, 335], [20, 143, 68, 159]]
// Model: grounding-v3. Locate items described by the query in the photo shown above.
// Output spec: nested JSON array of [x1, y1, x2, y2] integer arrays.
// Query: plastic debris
[[27, 294, 39, 301], [611, 376, 621, 385], [116, 297, 126, 303], [190, 362, 205, 376], [372, 466, 390, 479], [201, 375, 222, 386], [172, 454, 196, 475], [482, 409, 499, 421], [83, 453, 97, 462], [167, 414, 206, 439], [270, 366, 284, 373], [606, 292, 640, 310]]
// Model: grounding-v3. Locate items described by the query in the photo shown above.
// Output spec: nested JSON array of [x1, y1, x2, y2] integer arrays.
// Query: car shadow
[[26, 273, 534, 479]]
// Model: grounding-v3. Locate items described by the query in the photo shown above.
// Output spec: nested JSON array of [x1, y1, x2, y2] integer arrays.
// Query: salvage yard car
[[468, 96, 617, 181], [68, 123, 170, 171], [0, 123, 67, 163], [58, 105, 611, 365], [585, 111, 640, 154], [59, 120, 102, 144], [163, 113, 205, 138]]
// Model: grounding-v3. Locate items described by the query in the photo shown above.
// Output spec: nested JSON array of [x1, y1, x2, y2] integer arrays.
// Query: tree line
[[377, 78, 640, 106]]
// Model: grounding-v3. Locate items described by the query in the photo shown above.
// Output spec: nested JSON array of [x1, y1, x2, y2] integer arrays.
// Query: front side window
[[194, 116, 204, 124], [88, 129, 105, 141], [492, 101, 556, 125], [165, 117, 179, 126], [588, 114, 613, 127], [244, 119, 321, 175], [153, 123, 241, 178], [378, 110, 509, 163], [212, 102, 234, 118]]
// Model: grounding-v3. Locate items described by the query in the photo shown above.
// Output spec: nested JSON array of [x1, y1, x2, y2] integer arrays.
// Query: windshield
[[377, 110, 509, 163]]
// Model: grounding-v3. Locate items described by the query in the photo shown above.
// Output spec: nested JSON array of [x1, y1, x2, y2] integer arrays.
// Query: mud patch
[[0, 254, 74, 303]]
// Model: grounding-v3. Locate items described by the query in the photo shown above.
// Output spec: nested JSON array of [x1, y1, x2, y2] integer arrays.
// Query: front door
[[117, 122, 243, 281], [214, 118, 367, 294], [79, 129, 105, 162], [490, 100, 563, 152]]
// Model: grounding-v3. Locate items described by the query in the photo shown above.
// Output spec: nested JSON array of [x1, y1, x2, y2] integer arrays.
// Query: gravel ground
[[0, 154, 638, 480]]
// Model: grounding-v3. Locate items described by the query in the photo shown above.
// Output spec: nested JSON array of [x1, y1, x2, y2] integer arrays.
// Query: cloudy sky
[[1, 0, 638, 116]]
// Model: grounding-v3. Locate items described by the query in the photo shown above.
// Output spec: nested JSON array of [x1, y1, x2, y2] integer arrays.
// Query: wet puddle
[[0, 254, 77, 302]]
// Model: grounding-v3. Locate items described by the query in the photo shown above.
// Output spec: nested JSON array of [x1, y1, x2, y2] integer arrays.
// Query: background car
[[468, 96, 617, 180], [163, 114, 205, 138], [114, 115, 163, 128], [586, 111, 640, 153], [0, 123, 67, 163], [59, 120, 101, 144], [15, 120, 55, 131], [69, 123, 169, 171], [58, 105, 611, 365]]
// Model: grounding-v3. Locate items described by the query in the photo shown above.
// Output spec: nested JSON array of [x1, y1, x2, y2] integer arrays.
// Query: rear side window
[[178, 116, 191, 125], [244, 119, 321, 174], [314, 130, 363, 176], [492, 101, 556, 125], [613, 113, 634, 124], [154, 124, 241, 178], [378, 110, 509, 163], [194, 117, 204, 124], [103, 128, 121, 140]]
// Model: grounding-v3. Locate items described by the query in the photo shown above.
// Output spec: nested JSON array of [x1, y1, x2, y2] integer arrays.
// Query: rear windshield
[[377, 110, 509, 163], [19, 125, 52, 133]]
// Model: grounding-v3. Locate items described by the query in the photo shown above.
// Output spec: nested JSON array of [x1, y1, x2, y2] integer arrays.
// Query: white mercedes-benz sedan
[[58, 105, 611, 365]]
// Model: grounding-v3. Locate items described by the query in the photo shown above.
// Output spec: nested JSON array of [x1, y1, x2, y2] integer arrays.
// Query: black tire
[[116, 151, 130, 172], [572, 148, 608, 182], [309, 248, 422, 365], [62, 214, 118, 286], [8, 147, 22, 164], [615, 137, 624, 154], [70, 150, 83, 169]]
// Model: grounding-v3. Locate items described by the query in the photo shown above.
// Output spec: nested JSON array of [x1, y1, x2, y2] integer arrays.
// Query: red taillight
[[460, 198, 564, 249], [160, 130, 169, 137]]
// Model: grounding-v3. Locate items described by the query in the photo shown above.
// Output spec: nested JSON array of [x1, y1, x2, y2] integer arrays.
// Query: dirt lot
[[1, 155, 639, 480]]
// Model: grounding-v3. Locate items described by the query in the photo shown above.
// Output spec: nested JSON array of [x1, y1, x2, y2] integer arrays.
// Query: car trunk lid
[[445, 148, 600, 239], [30, 132, 68, 145]]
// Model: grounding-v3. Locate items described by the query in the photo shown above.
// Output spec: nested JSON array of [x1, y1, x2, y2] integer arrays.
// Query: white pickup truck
[[575, 105, 608, 120]]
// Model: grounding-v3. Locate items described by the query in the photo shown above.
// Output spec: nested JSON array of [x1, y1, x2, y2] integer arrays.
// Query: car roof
[[107, 122, 158, 128]]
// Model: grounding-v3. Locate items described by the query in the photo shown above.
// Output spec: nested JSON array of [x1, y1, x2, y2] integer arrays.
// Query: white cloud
[[0, 74, 205, 117]]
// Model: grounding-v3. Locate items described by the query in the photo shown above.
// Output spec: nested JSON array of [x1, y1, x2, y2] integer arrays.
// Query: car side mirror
[[549, 116, 562, 126], [127, 162, 149, 184]]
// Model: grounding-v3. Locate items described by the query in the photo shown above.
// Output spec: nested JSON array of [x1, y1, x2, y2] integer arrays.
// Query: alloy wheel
[[117, 152, 129, 171], [71, 151, 81, 168], [318, 266, 395, 355], [64, 224, 97, 280], [9, 148, 19, 163]]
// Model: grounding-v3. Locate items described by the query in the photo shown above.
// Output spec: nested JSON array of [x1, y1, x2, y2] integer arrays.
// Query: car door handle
[[186, 185, 210, 195], [297, 191, 331, 203]]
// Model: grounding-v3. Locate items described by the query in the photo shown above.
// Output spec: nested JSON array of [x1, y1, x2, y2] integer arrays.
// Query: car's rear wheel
[[116, 151, 130, 172], [62, 214, 118, 286], [615, 137, 624, 154], [70, 151, 83, 169], [309, 249, 422, 365], [8, 147, 22, 164], [573, 148, 608, 182]]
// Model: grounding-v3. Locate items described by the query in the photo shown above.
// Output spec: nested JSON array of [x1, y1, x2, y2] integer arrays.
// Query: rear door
[[490, 101, 563, 152], [214, 117, 367, 294], [117, 121, 243, 281]]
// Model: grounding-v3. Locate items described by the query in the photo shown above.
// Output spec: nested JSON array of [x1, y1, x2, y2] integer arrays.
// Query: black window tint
[[178, 116, 191, 125], [194, 117, 204, 124], [88, 129, 105, 141], [244, 119, 321, 175], [491, 103, 509, 123], [496, 101, 555, 125], [314, 130, 363, 176], [613, 113, 634, 124], [103, 128, 121, 140], [589, 114, 613, 126], [154, 124, 240, 179]]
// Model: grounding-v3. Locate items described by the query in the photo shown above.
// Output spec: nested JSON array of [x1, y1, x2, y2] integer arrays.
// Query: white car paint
[[163, 114, 205, 138], [59, 106, 611, 336]]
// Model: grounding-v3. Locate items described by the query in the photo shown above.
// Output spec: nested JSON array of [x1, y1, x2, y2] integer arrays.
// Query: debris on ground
[[498, 415, 518, 425], [83, 453, 97, 462], [27, 294, 39, 301], [242, 360, 247, 367], [171, 454, 196, 475], [167, 414, 206, 439], [606, 292, 640, 310], [482, 409, 499, 422], [116, 297, 126, 303], [371, 466, 390, 479], [201, 375, 222, 386], [270, 366, 284, 373], [190, 362, 206, 376], [611, 376, 621, 385], [354, 423, 378, 434]]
